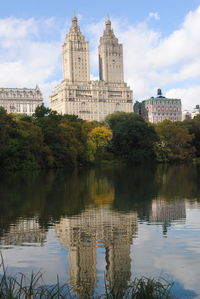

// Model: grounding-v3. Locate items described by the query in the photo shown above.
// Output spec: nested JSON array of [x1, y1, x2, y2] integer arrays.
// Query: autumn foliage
[[0, 106, 199, 170]]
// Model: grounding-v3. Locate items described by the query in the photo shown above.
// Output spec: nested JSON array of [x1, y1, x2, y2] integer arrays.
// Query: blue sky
[[0, 0, 200, 25], [0, 0, 199, 30], [1, 0, 200, 109], [1, 0, 200, 35]]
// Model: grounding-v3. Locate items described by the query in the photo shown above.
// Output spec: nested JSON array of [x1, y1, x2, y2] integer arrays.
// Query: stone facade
[[49, 17, 133, 121], [0, 86, 43, 115], [134, 89, 182, 123]]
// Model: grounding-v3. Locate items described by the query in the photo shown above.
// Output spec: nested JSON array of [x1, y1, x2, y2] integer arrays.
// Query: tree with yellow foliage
[[88, 126, 112, 160]]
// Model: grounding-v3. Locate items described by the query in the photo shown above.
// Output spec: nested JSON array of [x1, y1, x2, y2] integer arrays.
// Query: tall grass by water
[[0, 256, 174, 298]]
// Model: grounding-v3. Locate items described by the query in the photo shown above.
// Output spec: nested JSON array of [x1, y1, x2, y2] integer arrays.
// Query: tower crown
[[65, 16, 85, 42], [72, 16, 78, 26], [100, 19, 118, 43], [105, 19, 111, 30]]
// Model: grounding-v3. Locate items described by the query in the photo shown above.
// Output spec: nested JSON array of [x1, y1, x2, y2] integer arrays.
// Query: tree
[[154, 120, 195, 162], [33, 104, 53, 118], [0, 107, 52, 170], [88, 126, 112, 160], [106, 112, 157, 163], [182, 115, 200, 157]]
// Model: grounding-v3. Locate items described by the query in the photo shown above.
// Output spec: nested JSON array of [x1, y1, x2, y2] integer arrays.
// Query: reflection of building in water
[[1, 218, 47, 246], [149, 199, 186, 234], [103, 212, 136, 295], [56, 214, 97, 297], [105, 236, 132, 296], [55, 207, 138, 297], [185, 200, 200, 209], [69, 243, 96, 297]]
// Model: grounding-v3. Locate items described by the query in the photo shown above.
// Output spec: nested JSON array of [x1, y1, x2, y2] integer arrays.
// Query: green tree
[[33, 104, 53, 118], [182, 114, 200, 157], [106, 112, 157, 163], [0, 107, 51, 170], [154, 120, 195, 162], [33, 107, 91, 167]]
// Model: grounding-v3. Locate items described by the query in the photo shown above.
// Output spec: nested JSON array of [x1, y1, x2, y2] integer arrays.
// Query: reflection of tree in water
[[0, 168, 112, 228], [147, 165, 197, 235], [0, 167, 115, 244], [1, 164, 200, 238], [112, 164, 158, 218], [155, 164, 200, 201], [0, 171, 47, 239], [111, 164, 199, 235]]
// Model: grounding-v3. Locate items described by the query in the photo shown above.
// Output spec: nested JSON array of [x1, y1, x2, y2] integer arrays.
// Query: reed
[[0, 256, 174, 298]]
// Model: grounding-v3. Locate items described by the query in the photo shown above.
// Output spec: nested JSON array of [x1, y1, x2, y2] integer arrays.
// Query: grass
[[0, 256, 174, 298]]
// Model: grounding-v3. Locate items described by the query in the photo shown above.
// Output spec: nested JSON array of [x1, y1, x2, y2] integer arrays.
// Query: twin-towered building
[[49, 16, 183, 123], [49, 16, 133, 121]]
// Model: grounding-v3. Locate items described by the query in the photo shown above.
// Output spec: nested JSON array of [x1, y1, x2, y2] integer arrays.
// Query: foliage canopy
[[0, 107, 199, 170]]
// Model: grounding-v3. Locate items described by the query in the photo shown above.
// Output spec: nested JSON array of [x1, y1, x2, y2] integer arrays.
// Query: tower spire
[[102, 18, 116, 39], [72, 15, 78, 27], [66, 15, 85, 42], [105, 18, 112, 31]]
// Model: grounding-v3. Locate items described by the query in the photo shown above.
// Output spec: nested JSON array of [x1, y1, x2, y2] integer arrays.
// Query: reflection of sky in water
[[132, 208, 200, 298], [1, 229, 70, 284], [0, 165, 200, 297]]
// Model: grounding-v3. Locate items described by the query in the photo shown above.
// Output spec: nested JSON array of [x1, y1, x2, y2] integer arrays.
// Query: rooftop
[[143, 89, 181, 102]]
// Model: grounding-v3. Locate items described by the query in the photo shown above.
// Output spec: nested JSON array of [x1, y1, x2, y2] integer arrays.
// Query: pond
[[0, 164, 200, 298]]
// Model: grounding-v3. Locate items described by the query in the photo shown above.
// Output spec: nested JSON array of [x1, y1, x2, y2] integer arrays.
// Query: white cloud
[[0, 17, 37, 40], [0, 17, 62, 105], [147, 7, 200, 69], [166, 87, 200, 111]]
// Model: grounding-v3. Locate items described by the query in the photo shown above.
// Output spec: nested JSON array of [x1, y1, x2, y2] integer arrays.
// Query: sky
[[1, 0, 200, 110]]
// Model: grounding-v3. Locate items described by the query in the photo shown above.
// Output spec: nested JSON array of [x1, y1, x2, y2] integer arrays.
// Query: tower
[[99, 19, 124, 83], [50, 16, 133, 120], [62, 16, 90, 82]]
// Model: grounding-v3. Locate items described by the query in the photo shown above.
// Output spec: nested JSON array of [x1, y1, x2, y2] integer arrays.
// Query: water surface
[[0, 165, 200, 297]]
